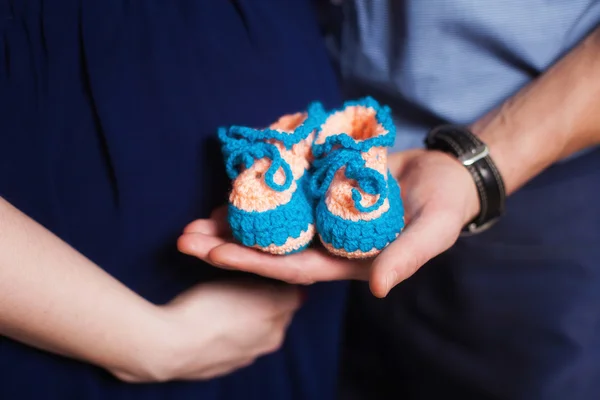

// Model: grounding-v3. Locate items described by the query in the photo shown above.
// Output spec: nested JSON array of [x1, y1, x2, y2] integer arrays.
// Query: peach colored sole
[[319, 231, 401, 259], [254, 224, 315, 255]]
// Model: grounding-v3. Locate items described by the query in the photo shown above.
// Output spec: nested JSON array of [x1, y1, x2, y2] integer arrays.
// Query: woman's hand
[[0, 198, 299, 385], [178, 149, 479, 298], [114, 280, 301, 382]]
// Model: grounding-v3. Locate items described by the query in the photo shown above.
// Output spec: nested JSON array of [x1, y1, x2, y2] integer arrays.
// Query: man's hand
[[179, 25, 600, 298], [178, 149, 479, 298]]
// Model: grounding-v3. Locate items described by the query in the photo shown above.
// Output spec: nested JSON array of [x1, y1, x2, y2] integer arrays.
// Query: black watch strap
[[424, 124, 506, 235]]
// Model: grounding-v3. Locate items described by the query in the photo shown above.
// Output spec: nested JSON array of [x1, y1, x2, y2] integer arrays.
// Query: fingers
[[185, 357, 257, 381], [183, 219, 229, 237], [208, 244, 370, 284], [177, 233, 228, 261], [181, 205, 370, 283], [370, 208, 462, 298], [183, 206, 230, 236], [179, 206, 231, 261], [263, 312, 294, 354], [263, 286, 301, 355], [267, 284, 303, 314]]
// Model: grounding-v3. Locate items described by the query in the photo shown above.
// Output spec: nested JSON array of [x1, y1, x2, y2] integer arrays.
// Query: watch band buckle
[[460, 216, 500, 237], [458, 144, 489, 166]]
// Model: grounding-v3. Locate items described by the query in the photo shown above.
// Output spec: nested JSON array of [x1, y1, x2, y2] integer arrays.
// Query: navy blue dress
[[0, 1, 347, 399]]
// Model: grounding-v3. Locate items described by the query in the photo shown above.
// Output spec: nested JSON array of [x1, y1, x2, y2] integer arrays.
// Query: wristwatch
[[424, 124, 506, 235]]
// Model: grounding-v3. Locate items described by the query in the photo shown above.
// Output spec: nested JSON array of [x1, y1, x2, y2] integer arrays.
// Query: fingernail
[[384, 270, 397, 297]]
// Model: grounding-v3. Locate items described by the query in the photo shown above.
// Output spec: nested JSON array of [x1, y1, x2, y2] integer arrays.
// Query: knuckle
[[237, 357, 256, 370], [265, 299, 281, 316], [265, 328, 286, 353], [112, 369, 168, 384], [112, 371, 143, 383], [262, 287, 289, 314], [403, 249, 424, 275]]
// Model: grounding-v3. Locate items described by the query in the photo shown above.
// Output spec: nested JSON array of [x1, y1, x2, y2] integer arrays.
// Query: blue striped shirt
[[335, 0, 600, 151]]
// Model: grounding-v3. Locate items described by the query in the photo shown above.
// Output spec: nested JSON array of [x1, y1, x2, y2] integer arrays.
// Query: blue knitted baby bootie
[[309, 97, 405, 258], [219, 108, 322, 255]]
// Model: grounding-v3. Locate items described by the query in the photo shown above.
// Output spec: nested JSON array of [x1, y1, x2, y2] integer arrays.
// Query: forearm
[[472, 26, 600, 195], [0, 197, 167, 379]]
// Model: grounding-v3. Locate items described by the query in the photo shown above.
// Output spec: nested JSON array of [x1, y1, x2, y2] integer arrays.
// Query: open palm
[[178, 149, 478, 297]]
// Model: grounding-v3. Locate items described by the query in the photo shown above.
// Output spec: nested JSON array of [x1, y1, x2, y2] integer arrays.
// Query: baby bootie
[[218, 108, 321, 255], [310, 97, 405, 259]]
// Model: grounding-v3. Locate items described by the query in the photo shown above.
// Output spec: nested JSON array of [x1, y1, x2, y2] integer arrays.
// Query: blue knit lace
[[309, 96, 396, 213], [310, 148, 387, 213], [218, 103, 324, 192], [219, 127, 294, 191]]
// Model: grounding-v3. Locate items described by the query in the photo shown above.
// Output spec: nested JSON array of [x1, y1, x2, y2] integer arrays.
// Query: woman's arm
[[0, 197, 167, 379], [0, 197, 301, 381]]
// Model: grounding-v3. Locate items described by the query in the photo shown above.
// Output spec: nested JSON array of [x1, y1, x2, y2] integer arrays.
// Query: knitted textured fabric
[[219, 107, 322, 255], [310, 97, 405, 259]]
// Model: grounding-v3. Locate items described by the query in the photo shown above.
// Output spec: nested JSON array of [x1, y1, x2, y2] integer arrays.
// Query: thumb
[[370, 208, 462, 298]]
